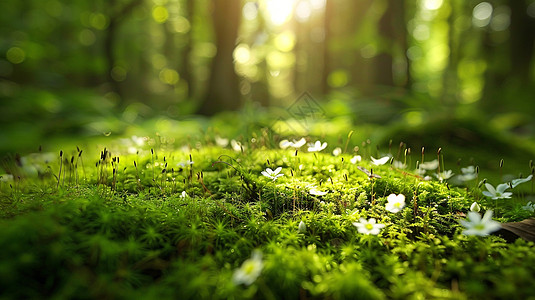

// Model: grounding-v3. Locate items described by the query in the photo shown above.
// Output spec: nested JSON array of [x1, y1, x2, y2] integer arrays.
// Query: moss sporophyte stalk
[[1, 132, 535, 299]]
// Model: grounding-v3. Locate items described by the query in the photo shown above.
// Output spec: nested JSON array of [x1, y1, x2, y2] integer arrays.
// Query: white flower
[[279, 139, 292, 149], [482, 183, 512, 199], [511, 174, 533, 188], [419, 159, 439, 170], [392, 161, 407, 169], [309, 188, 328, 196], [352, 218, 386, 235], [178, 161, 194, 168], [232, 250, 263, 286], [459, 173, 477, 182], [350, 155, 362, 164], [332, 147, 342, 156], [215, 136, 229, 147], [280, 137, 307, 149], [461, 166, 476, 174], [522, 201, 535, 212], [435, 170, 454, 182], [0, 174, 14, 182], [385, 193, 405, 213], [307, 140, 327, 152], [180, 191, 188, 198], [298, 221, 307, 233], [261, 167, 284, 181], [460, 210, 501, 236], [231, 140, 244, 152], [131, 135, 145, 146], [459, 166, 477, 182], [470, 202, 481, 212], [370, 156, 390, 166], [292, 138, 307, 148]]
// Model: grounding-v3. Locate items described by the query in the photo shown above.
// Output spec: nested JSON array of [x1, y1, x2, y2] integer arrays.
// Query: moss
[[0, 133, 534, 299]]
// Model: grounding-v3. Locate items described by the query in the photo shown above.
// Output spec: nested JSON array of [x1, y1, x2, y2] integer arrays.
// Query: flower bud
[[470, 202, 481, 212], [298, 221, 307, 233]]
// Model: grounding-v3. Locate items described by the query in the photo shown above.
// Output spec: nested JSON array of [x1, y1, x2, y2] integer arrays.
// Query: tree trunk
[[182, 0, 195, 99], [198, 0, 242, 115], [321, 0, 333, 95], [103, 0, 144, 101]]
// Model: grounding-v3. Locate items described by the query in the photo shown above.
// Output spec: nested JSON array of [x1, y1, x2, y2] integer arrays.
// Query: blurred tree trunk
[[103, 0, 144, 99], [373, 0, 409, 89], [198, 0, 242, 115], [373, 0, 395, 88], [440, 0, 459, 105], [182, 0, 195, 99], [481, 0, 535, 114], [321, 0, 333, 95], [509, 0, 535, 84]]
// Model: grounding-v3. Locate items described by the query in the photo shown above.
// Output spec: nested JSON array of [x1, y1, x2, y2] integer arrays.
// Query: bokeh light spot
[[243, 2, 258, 20], [423, 0, 443, 11], [234, 44, 251, 64], [111, 66, 127, 82], [328, 70, 349, 88], [6, 47, 25, 64], [152, 6, 169, 23], [274, 32, 296, 52], [159, 68, 180, 85], [472, 2, 493, 27], [79, 29, 96, 46], [90, 13, 108, 30]]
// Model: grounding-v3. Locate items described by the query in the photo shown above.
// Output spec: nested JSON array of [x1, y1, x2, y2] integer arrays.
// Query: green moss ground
[[1, 129, 535, 299]]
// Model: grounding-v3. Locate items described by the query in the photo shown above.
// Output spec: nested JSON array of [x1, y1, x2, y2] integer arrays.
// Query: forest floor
[[1, 111, 535, 299]]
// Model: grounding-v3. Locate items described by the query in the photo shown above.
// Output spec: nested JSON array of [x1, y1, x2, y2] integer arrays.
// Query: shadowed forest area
[[1, 0, 535, 166]]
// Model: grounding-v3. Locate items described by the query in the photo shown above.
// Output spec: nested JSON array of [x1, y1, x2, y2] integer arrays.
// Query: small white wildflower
[[470, 202, 481, 212], [332, 147, 342, 156], [292, 138, 307, 148], [415, 168, 427, 176], [435, 170, 454, 182], [232, 250, 263, 286], [482, 183, 512, 200], [460, 210, 501, 236], [309, 188, 328, 196], [459, 166, 477, 182], [261, 167, 284, 181], [459, 173, 477, 182], [180, 191, 188, 198], [279, 139, 292, 149], [298, 221, 307, 233], [352, 218, 385, 235], [231, 140, 243, 152], [215, 136, 229, 147], [307, 140, 327, 152], [0, 174, 14, 182], [279, 138, 307, 149], [370, 156, 390, 166], [178, 161, 194, 168], [419, 159, 439, 170], [461, 166, 475, 174], [131, 135, 145, 146], [511, 174, 533, 188], [392, 160, 407, 169], [350, 155, 362, 164], [522, 201, 535, 213], [385, 194, 405, 213]]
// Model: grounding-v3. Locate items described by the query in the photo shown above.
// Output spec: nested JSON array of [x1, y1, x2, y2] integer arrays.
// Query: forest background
[[1, 0, 534, 157]]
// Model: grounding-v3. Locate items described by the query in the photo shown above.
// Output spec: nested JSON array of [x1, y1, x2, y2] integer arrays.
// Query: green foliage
[[0, 133, 534, 299]]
